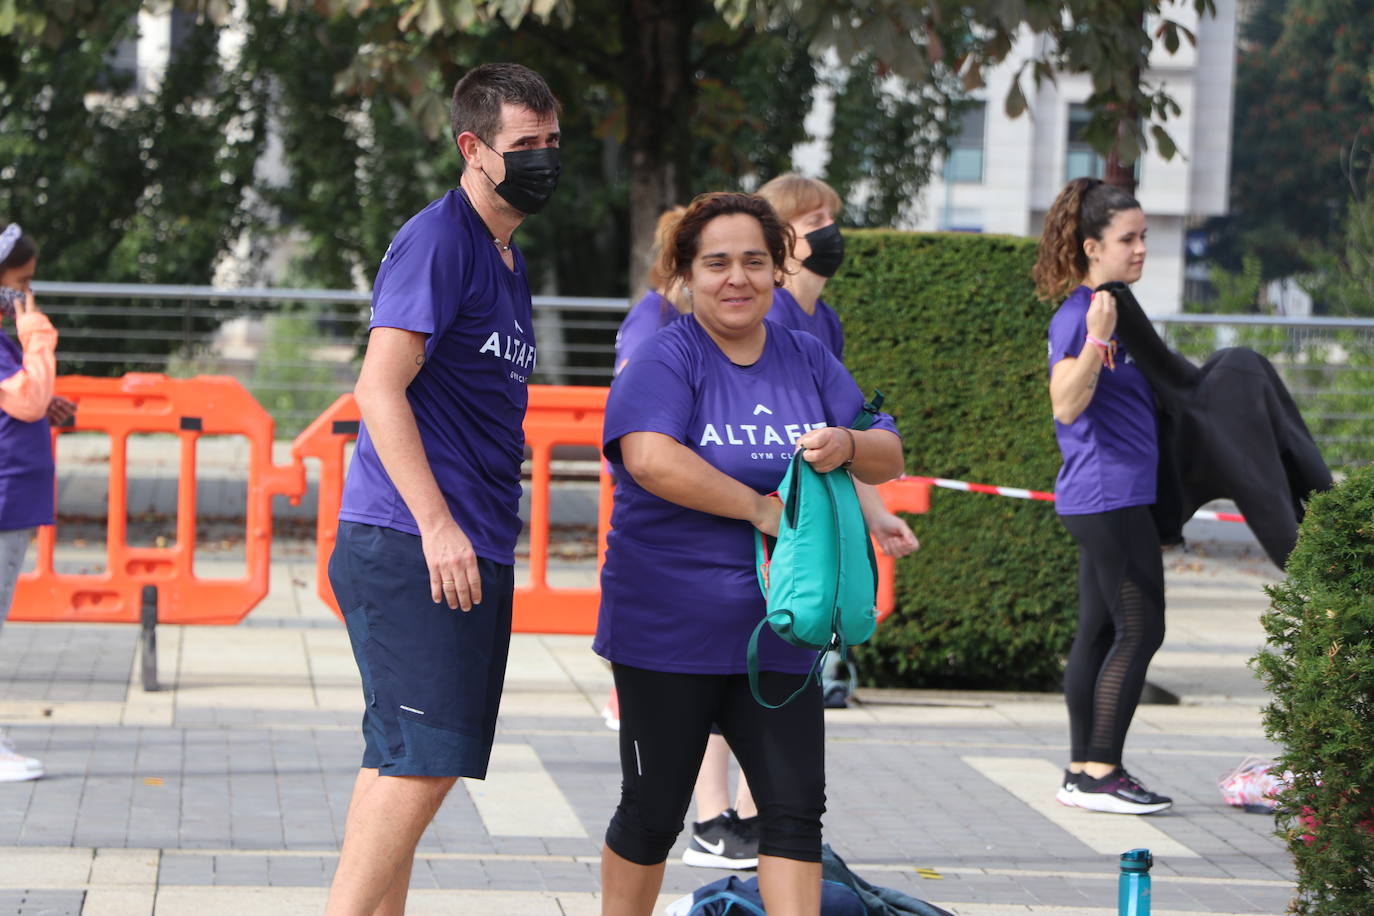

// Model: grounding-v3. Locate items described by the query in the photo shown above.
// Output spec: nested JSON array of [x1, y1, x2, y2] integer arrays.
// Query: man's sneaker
[[1075, 768, 1172, 815], [682, 808, 759, 870], [1055, 769, 1081, 807], [0, 731, 43, 783]]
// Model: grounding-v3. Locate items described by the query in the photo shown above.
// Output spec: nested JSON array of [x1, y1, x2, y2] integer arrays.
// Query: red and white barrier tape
[[907, 476, 1247, 524]]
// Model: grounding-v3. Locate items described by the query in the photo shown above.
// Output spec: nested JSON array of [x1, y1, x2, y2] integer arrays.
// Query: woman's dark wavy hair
[[1032, 178, 1140, 302], [660, 192, 793, 288]]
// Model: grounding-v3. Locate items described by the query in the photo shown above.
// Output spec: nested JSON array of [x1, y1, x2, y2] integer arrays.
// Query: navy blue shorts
[[329, 521, 514, 779]]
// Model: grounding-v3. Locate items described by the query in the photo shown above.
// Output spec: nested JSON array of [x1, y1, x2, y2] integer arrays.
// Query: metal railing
[[29, 282, 1374, 467], [33, 282, 626, 436]]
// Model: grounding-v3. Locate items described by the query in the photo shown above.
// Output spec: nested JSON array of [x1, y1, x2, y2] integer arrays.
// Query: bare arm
[[855, 481, 920, 558], [1049, 289, 1117, 426], [619, 431, 782, 535], [353, 327, 481, 611], [1049, 353, 1105, 425], [0, 293, 57, 423]]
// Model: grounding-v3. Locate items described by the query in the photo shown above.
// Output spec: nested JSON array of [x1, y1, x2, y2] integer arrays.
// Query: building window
[[1065, 103, 1141, 184], [1065, 104, 1103, 181], [944, 103, 985, 184]]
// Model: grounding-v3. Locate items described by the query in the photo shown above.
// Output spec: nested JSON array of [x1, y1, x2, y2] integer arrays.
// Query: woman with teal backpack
[[594, 191, 904, 916]]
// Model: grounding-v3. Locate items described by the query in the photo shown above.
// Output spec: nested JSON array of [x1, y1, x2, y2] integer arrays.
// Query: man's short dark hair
[[451, 63, 561, 144]]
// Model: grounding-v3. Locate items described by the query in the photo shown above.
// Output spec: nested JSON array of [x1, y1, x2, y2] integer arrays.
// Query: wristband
[[839, 427, 857, 469], [1085, 334, 1116, 371]]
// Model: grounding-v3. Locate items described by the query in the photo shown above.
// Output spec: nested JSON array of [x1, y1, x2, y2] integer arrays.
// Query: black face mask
[[801, 223, 845, 278], [482, 140, 561, 215]]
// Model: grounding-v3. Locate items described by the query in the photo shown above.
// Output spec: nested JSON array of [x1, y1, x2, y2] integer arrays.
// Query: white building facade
[[801, 2, 1238, 314]]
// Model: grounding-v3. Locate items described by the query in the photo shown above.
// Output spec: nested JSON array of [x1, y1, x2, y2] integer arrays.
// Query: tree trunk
[[1104, 122, 1139, 197], [622, 0, 697, 300]]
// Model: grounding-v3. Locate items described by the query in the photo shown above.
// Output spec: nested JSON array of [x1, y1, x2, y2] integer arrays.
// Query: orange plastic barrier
[[15, 377, 923, 634], [12, 374, 306, 625], [289, 392, 361, 624], [298, 388, 925, 633], [294, 387, 615, 634], [873, 477, 932, 623]]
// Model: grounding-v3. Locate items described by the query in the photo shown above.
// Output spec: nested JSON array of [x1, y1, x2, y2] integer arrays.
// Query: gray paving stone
[[159, 853, 216, 885], [0, 890, 84, 916], [0, 547, 1298, 915]]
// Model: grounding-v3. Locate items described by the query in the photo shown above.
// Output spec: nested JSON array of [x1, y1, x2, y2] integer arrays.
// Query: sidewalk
[[2, 461, 1294, 914]]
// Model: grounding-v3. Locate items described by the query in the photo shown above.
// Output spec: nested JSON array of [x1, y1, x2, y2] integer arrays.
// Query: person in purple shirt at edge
[[595, 191, 905, 916], [756, 174, 919, 564], [324, 64, 562, 916], [614, 205, 689, 376], [757, 174, 920, 712], [0, 225, 75, 785], [1033, 177, 1172, 817]]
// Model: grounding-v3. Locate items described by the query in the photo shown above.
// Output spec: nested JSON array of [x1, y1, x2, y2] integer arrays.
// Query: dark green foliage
[[1224, 0, 1374, 283], [1254, 465, 1374, 913], [0, 4, 266, 372], [829, 230, 1078, 688]]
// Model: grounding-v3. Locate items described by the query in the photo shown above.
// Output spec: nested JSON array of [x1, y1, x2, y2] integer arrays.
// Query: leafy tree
[[1224, 0, 1374, 282], [0, 0, 267, 372], [263, 0, 1204, 288]]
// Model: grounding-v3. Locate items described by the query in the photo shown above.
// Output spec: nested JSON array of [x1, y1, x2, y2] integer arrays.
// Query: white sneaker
[[0, 731, 44, 782]]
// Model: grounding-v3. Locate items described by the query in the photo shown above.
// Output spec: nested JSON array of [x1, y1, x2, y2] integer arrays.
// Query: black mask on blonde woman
[[801, 224, 845, 278]]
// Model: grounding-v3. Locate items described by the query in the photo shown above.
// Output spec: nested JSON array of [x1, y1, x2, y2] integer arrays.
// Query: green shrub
[[1254, 464, 1374, 913], [829, 230, 1078, 689]]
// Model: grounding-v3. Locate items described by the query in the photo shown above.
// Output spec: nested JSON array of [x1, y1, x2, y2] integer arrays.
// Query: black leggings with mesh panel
[[1060, 506, 1166, 765]]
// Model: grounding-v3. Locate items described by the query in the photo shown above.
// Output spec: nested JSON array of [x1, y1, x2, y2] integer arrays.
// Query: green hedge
[[829, 230, 1078, 689], [1254, 464, 1374, 914]]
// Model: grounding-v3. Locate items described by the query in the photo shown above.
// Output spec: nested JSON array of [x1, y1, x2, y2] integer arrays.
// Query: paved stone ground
[[0, 529, 1295, 915], [0, 443, 1296, 913]]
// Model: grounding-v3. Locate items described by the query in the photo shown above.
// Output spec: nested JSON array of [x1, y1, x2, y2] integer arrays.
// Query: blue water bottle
[[1119, 848, 1152, 916]]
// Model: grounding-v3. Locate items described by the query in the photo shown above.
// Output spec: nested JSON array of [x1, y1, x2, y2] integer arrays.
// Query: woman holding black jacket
[[1032, 178, 1172, 816]]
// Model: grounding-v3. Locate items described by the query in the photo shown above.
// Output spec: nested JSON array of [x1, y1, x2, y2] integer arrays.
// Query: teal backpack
[[747, 393, 884, 708]]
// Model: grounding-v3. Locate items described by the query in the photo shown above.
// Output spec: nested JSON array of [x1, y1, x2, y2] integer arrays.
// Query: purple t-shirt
[[339, 189, 536, 564], [0, 332, 53, 530], [595, 317, 899, 675], [614, 290, 684, 374], [1048, 286, 1158, 515], [767, 288, 845, 361]]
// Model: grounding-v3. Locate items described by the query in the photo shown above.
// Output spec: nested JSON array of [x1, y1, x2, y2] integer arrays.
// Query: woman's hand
[[750, 492, 782, 537], [870, 510, 920, 558], [1086, 290, 1117, 341], [13, 288, 37, 318], [45, 396, 75, 426], [797, 426, 854, 473]]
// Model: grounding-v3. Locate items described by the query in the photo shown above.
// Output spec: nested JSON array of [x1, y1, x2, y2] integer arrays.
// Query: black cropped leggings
[[1060, 506, 1166, 765], [605, 662, 825, 866]]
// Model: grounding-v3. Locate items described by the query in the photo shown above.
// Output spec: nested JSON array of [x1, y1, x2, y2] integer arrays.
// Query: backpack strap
[[850, 389, 884, 432], [747, 611, 831, 709], [687, 889, 768, 916]]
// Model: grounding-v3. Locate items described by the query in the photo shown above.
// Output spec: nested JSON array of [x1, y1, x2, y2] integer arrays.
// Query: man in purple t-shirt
[[325, 64, 561, 915]]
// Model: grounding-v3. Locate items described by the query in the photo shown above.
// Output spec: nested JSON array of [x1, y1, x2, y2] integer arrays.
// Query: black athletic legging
[[1060, 506, 1166, 765], [605, 662, 825, 865]]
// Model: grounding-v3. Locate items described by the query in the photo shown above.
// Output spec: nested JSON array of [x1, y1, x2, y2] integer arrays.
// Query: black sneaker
[[1055, 769, 1081, 807], [1075, 768, 1173, 815], [682, 808, 759, 869]]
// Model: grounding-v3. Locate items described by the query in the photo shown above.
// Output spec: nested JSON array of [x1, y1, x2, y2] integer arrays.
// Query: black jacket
[[1101, 282, 1332, 569]]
